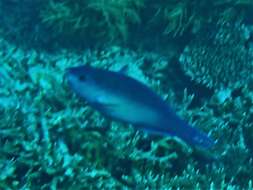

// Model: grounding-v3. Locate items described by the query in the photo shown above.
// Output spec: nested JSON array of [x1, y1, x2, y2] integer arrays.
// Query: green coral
[[1, 0, 252, 49], [146, 0, 253, 36], [40, 0, 143, 43]]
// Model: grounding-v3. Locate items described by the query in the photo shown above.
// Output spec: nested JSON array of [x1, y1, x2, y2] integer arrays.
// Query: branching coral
[[146, 0, 253, 37], [191, 85, 253, 188], [147, 0, 197, 36], [0, 40, 187, 189], [179, 21, 253, 90], [1, 0, 252, 49], [1, 37, 253, 189], [40, 0, 144, 43]]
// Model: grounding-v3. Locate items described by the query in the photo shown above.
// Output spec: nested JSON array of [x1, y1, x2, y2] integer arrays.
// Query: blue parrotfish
[[65, 65, 215, 148]]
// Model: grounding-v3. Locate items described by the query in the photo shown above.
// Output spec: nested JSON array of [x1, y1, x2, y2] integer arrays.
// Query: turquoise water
[[0, 1, 253, 189]]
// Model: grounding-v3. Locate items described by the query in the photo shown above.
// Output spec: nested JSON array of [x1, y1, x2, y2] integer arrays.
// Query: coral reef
[[0, 1, 253, 189], [40, 0, 144, 44], [0, 39, 183, 189], [0, 37, 253, 189], [1, 0, 252, 49], [179, 21, 253, 90], [145, 0, 253, 37], [0, 0, 47, 48]]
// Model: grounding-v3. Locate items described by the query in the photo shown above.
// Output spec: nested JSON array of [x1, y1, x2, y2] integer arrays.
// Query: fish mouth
[[64, 67, 79, 82], [64, 67, 76, 79], [63, 68, 74, 87]]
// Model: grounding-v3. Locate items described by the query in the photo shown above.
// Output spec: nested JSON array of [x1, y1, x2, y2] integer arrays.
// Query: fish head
[[65, 65, 160, 124], [65, 65, 105, 103]]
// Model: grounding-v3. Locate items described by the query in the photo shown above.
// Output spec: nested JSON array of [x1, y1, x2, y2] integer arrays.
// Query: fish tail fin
[[137, 120, 215, 149], [166, 117, 215, 148], [178, 124, 215, 148]]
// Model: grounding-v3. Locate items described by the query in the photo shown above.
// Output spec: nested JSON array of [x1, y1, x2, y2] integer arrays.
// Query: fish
[[65, 65, 215, 148]]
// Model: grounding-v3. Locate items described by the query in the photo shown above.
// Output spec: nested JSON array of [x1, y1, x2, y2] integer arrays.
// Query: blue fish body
[[65, 65, 214, 148]]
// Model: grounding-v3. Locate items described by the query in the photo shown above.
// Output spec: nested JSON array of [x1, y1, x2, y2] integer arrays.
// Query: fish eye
[[78, 75, 86, 81]]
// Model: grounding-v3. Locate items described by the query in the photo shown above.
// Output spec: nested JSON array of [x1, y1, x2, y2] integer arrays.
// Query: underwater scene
[[0, 0, 253, 189]]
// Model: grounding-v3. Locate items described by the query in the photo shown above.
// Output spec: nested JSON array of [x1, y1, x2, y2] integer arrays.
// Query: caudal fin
[[182, 125, 215, 148], [165, 118, 215, 149], [137, 120, 215, 149]]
